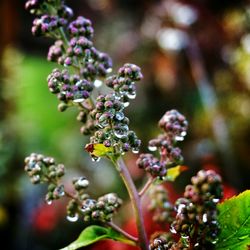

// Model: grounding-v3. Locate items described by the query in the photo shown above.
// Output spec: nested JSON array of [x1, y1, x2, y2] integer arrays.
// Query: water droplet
[[94, 79, 103, 88], [82, 199, 96, 211], [148, 145, 157, 151], [35, 163, 41, 170], [177, 204, 186, 215], [91, 156, 100, 162], [115, 112, 125, 121], [202, 213, 208, 223], [67, 214, 79, 222], [114, 129, 128, 139], [106, 68, 112, 73], [211, 239, 218, 244], [212, 198, 220, 203], [132, 148, 139, 154], [127, 92, 136, 99], [181, 131, 187, 137], [175, 135, 184, 141], [46, 199, 52, 205], [73, 98, 84, 103], [32, 175, 40, 183], [77, 177, 89, 188], [123, 102, 129, 107], [54, 185, 65, 197], [170, 225, 177, 234], [98, 114, 109, 127], [181, 235, 189, 240], [106, 194, 116, 204], [28, 162, 36, 171], [119, 89, 126, 95]]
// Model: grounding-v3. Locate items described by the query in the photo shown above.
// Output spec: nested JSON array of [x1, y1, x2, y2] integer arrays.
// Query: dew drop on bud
[[175, 135, 184, 141], [181, 131, 187, 137], [148, 145, 157, 151], [106, 68, 112, 73], [114, 129, 127, 139], [127, 92, 136, 99], [73, 98, 84, 103], [170, 225, 177, 234], [46, 200, 52, 205], [211, 239, 218, 244], [91, 156, 100, 162], [181, 235, 189, 240], [202, 213, 208, 223], [56, 185, 65, 197], [77, 177, 89, 188], [123, 102, 129, 107], [132, 148, 139, 154], [94, 79, 103, 88], [66, 214, 79, 222], [212, 198, 220, 203], [115, 112, 125, 121]]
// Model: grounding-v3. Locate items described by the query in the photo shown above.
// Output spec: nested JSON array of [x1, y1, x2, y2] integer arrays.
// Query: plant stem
[[59, 27, 69, 46], [139, 177, 154, 198], [115, 158, 149, 250], [107, 221, 138, 243]]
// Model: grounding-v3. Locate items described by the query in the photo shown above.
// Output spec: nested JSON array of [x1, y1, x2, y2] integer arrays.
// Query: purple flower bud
[[70, 37, 77, 47], [73, 46, 83, 56], [104, 100, 113, 109], [64, 57, 72, 66], [81, 90, 90, 99]]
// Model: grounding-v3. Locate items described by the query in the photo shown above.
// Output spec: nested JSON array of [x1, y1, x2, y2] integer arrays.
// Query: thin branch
[[106, 221, 138, 243], [139, 177, 154, 198]]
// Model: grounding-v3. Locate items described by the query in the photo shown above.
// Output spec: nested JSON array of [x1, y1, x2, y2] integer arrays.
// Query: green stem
[[114, 158, 149, 250], [59, 27, 69, 46]]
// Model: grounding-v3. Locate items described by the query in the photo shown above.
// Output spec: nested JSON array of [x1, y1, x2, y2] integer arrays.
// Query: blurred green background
[[0, 0, 250, 249]]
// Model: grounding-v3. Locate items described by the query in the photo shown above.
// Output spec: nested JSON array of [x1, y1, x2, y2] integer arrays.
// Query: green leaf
[[215, 190, 250, 250], [85, 143, 114, 158], [60, 225, 136, 250], [164, 165, 188, 182]]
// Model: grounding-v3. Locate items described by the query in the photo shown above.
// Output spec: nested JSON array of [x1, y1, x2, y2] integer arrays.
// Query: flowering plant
[[24, 1, 250, 250]]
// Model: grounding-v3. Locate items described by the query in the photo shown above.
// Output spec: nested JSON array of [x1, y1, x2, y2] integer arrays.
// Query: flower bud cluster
[[24, 153, 65, 204], [26, 0, 112, 120], [89, 93, 141, 155], [149, 233, 173, 250], [67, 192, 122, 223], [137, 110, 187, 178], [148, 135, 183, 166], [170, 170, 223, 248], [136, 154, 166, 177], [48, 35, 112, 80], [148, 185, 174, 223], [24, 153, 65, 184], [81, 193, 122, 222], [66, 176, 91, 222], [158, 109, 188, 141], [47, 68, 93, 105], [25, 0, 61, 15], [105, 63, 143, 105], [68, 16, 94, 40], [32, 15, 67, 37]]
